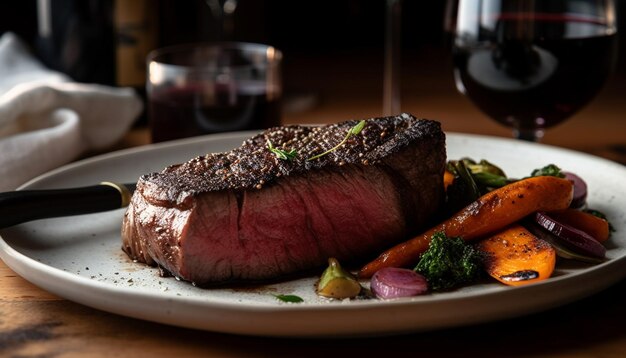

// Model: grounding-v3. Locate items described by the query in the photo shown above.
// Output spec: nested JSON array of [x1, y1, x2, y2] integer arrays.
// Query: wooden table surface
[[1, 51, 625, 357]]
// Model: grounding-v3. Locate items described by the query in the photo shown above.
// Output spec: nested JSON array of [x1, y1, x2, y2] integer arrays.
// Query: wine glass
[[446, 0, 618, 141], [383, 0, 402, 116]]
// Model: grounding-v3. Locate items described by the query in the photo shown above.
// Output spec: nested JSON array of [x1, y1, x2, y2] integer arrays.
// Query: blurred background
[[2, 0, 625, 154]]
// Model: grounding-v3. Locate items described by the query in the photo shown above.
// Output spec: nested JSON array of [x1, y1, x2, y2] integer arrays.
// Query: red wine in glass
[[449, 1, 618, 141], [149, 82, 281, 143], [147, 42, 282, 143]]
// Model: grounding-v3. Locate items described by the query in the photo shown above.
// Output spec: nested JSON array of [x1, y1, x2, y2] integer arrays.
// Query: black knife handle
[[0, 182, 134, 229]]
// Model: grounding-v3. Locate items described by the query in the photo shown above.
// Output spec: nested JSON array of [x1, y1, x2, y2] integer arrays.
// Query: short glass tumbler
[[147, 42, 282, 143]]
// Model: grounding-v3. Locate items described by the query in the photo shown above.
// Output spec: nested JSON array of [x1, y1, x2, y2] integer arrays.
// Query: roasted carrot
[[476, 224, 556, 286], [359, 176, 573, 278], [546, 208, 610, 243], [443, 169, 455, 191]]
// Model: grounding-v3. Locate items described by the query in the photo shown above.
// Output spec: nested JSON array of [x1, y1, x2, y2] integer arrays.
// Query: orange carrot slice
[[476, 225, 556, 286]]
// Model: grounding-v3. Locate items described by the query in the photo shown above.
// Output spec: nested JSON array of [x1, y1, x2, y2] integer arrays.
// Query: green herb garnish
[[273, 294, 304, 303], [530, 164, 565, 178], [414, 232, 483, 291], [267, 140, 297, 161], [307, 120, 366, 161]]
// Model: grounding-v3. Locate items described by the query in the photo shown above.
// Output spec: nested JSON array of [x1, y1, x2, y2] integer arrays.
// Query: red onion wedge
[[370, 267, 428, 299], [526, 223, 605, 264], [563, 172, 587, 209], [535, 211, 606, 259]]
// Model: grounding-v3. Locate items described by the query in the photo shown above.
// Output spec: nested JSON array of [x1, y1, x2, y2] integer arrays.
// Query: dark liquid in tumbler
[[452, 15, 617, 131], [149, 84, 281, 142]]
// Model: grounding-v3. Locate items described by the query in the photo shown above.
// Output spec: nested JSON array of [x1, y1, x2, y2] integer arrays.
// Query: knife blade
[[0, 182, 135, 229]]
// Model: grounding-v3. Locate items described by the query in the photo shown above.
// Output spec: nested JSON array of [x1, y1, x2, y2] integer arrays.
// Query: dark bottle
[[35, 0, 116, 85]]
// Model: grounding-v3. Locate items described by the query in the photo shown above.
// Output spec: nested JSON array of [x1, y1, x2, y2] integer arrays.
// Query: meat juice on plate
[[452, 13, 617, 131], [149, 81, 281, 143]]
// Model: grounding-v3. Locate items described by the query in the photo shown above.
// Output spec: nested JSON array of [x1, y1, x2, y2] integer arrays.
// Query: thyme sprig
[[307, 120, 366, 161], [267, 140, 297, 161]]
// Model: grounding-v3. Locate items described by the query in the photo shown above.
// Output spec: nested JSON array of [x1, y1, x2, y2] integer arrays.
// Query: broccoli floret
[[414, 232, 483, 291]]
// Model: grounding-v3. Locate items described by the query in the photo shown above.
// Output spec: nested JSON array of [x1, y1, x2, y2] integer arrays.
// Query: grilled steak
[[122, 113, 446, 284]]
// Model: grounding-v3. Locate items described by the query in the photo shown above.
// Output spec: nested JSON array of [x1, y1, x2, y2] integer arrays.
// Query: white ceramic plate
[[1, 132, 626, 337]]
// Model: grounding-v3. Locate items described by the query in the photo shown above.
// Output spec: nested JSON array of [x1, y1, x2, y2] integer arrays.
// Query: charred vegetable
[[534, 211, 606, 259], [546, 209, 610, 243], [525, 223, 605, 264], [445, 158, 512, 213], [445, 159, 568, 212], [476, 225, 556, 286], [317, 258, 362, 299], [445, 159, 482, 214], [359, 176, 573, 278], [465, 158, 510, 189], [414, 232, 483, 291]]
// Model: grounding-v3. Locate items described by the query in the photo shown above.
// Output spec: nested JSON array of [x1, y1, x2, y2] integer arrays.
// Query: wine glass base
[[514, 128, 545, 142]]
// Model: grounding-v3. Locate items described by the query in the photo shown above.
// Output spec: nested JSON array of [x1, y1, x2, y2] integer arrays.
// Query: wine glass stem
[[514, 128, 544, 142], [383, 0, 401, 116]]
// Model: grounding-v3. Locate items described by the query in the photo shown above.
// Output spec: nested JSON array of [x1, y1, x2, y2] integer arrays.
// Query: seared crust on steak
[[122, 113, 446, 284]]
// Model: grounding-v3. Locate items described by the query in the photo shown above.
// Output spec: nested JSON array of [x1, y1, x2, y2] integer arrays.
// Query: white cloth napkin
[[0, 32, 143, 191]]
